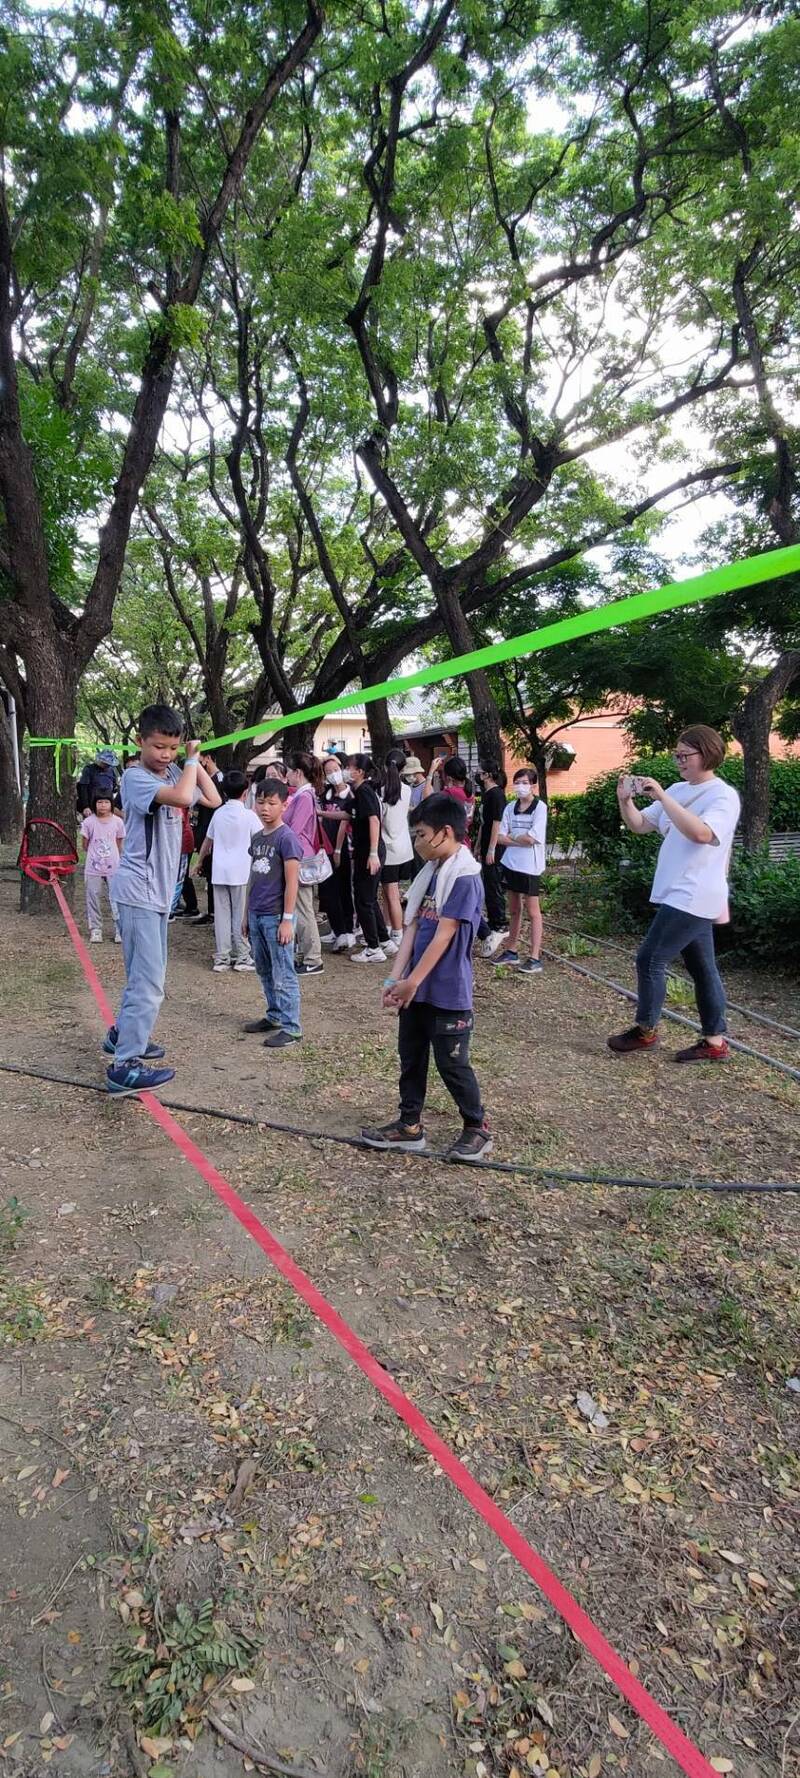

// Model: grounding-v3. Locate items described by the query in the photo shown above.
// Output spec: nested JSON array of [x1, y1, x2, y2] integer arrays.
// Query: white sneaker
[[321, 931, 337, 947], [90, 930, 103, 944], [482, 929, 508, 958], [351, 946, 387, 964], [212, 959, 230, 972], [383, 937, 400, 957], [114, 930, 122, 944], [332, 933, 355, 952], [233, 957, 256, 971]]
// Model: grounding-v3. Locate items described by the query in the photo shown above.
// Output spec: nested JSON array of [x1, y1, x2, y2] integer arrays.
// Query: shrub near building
[[565, 755, 800, 965]]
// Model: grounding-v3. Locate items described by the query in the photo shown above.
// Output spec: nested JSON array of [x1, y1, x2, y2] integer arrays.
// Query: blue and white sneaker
[[492, 949, 520, 967], [103, 1025, 166, 1061], [106, 1062, 176, 1097]]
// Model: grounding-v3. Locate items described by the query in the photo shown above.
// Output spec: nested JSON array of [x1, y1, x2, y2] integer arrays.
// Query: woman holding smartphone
[[608, 725, 740, 1062]]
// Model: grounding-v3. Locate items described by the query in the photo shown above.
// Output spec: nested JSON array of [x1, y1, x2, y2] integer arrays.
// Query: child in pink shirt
[[80, 793, 125, 943]]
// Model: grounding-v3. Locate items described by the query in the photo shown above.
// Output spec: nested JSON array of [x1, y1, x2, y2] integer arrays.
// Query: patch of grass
[[665, 974, 697, 1010], [111, 1596, 258, 1735], [561, 933, 600, 957], [0, 956, 76, 1013], [353, 1717, 411, 1777], [271, 1288, 313, 1347], [643, 1188, 675, 1231], [270, 1164, 317, 1193], [0, 1196, 29, 1253], [84, 1273, 133, 1312], [0, 1279, 45, 1343]]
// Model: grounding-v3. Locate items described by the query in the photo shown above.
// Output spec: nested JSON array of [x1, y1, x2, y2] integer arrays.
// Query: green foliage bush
[[551, 755, 800, 964], [575, 753, 800, 866]]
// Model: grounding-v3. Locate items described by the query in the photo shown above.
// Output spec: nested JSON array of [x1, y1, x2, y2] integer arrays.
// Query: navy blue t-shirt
[[409, 868, 482, 1009]]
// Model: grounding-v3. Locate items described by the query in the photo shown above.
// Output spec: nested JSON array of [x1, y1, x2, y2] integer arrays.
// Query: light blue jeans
[[249, 913, 302, 1037], [113, 902, 170, 1065]]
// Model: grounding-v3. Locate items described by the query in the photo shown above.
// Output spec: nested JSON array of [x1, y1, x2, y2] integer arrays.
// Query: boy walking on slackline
[[105, 705, 222, 1096], [361, 792, 492, 1163]]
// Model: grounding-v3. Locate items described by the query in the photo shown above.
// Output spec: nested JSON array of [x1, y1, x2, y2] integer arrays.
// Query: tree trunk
[[732, 650, 800, 851], [270, 720, 318, 759], [0, 693, 23, 843], [19, 633, 79, 912], [365, 698, 395, 766], [530, 735, 549, 804], [432, 579, 504, 765]]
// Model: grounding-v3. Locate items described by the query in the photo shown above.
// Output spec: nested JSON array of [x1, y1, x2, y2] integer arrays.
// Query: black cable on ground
[[1, 1058, 798, 1194], [540, 949, 800, 1085], [545, 919, 800, 1042]]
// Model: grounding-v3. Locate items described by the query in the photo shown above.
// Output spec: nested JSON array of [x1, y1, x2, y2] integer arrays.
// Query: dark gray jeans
[[636, 903, 727, 1035]]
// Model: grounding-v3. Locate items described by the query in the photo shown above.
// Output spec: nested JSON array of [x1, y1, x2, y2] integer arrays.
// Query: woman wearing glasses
[[607, 725, 740, 1062]]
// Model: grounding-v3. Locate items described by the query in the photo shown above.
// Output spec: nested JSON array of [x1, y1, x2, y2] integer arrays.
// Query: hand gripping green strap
[[27, 737, 78, 790], [26, 544, 800, 762]]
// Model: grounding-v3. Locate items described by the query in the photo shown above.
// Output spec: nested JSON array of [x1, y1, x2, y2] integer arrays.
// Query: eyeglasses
[[673, 750, 699, 763]]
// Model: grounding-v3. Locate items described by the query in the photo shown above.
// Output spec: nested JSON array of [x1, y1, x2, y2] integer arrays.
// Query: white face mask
[[515, 781, 532, 797], [327, 770, 344, 787]]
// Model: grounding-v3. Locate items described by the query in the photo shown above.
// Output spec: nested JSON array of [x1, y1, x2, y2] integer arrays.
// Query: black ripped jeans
[[398, 1003, 484, 1129]]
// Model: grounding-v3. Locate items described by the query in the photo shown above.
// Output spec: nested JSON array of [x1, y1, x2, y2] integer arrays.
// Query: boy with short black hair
[[362, 792, 492, 1163], [105, 705, 222, 1096], [195, 768, 261, 972], [242, 777, 303, 1049]]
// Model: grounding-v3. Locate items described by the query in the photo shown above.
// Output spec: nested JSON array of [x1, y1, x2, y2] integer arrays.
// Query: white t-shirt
[[380, 782, 414, 867], [499, 796, 548, 875], [641, 778, 740, 919], [206, 800, 263, 885]]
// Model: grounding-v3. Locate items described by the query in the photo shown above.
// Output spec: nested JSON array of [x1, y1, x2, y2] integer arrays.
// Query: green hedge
[[549, 754, 800, 965], [615, 849, 800, 965], [576, 752, 800, 866]]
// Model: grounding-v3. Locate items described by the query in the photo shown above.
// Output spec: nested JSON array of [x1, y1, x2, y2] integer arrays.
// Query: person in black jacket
[[76, 749, 119, 816]]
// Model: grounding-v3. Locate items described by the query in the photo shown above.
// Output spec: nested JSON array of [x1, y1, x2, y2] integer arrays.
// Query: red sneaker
[[673, 1038, 730, 1063], [607, 1025, 659, 1054]]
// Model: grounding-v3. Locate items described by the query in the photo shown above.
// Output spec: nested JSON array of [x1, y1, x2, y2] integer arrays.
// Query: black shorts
[[381, 861, 413, 885], [502, 866, 542, 897]]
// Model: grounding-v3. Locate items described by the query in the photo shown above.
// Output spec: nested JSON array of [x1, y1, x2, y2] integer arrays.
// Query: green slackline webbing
[[25, 542, 800, 762]]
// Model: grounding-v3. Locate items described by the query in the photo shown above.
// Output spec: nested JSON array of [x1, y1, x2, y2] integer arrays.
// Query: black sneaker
[[295, 960, 324, 976], [102, 1025, 166, 1060], [447, 1125, 494, 1164], [360, 1119, 428, 1152], [106, 1062, 176, 1097], [492, 949, 519, 967], [242, 1017, 280, 1034], [263, 1029, 302, 1049], [188, 912, 211, 925], [519, 958, 543, 975]]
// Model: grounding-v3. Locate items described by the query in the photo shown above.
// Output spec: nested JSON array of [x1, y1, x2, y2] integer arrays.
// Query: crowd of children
[[94, 707, 741, 1160]]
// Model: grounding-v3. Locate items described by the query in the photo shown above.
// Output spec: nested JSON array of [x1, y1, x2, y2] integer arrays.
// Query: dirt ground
[[1, 872, 798, 1778]]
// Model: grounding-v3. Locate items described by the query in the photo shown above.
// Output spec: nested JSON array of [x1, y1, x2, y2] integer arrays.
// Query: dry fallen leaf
[[139, 1735, 173, 1758], [608, 1713, 630, 1740], [535, 1697, 554, 1728], [709, 1761, 734, 1774], [719, 1550, 744, 1566], [51, 1468, 69, 1489], [429, 1601, 444, 1632], [588, 1756, 602, 1778], [230, 1677, 255, 1693], [39, 1713, 55, 1735]]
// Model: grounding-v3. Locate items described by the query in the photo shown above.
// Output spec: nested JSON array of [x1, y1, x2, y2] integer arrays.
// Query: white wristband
[[282, 910, 296, 922]]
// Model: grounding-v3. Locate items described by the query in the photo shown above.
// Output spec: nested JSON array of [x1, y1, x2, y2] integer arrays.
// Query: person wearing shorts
[[493, 767, 547, 974]]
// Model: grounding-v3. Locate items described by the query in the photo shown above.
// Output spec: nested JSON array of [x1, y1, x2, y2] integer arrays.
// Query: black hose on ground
[[1, 1058, 797, 1194], [540, 949, 800, 1085], [545, 920, 800, 1042]]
